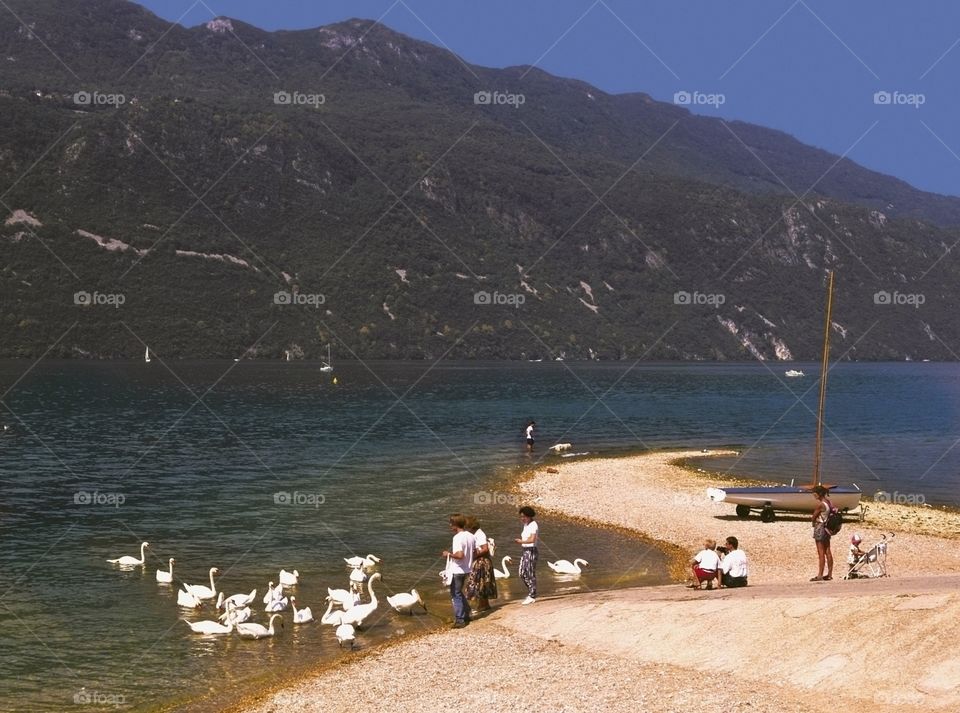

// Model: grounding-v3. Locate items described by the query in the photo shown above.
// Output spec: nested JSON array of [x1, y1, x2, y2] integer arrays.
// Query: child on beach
[[846, 533, 866, 576], [689, 539, 720, 589], [515, 506, 539, 604]]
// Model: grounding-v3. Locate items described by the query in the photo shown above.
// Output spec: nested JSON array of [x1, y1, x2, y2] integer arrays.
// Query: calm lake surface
[[1, 360, 958, 711]]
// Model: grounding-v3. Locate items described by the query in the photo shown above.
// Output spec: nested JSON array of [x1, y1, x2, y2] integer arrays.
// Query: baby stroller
[[844, 533, 893, 579]]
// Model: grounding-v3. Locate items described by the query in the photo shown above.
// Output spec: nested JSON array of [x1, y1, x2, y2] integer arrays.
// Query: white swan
[[107, 541, 149, 566], [177, 586, 203, 609], [237, 614, 283, 639], [290, 597, 314, 624], [344, 554, 381, 569], [320, 598, 346, 626], [218, 589, 257, 611], [183, 567, 219, 600], [349, 568, 368, 585], [340, 573, 381, 629], [183, 618, 233, 635], [278, 569, 299, 587], [386, 589, 425, 615], [494, 555, 513, 579], [156, 558, 175, 583], [327, 586, 360, 610], [219, 603, 252, 625], [548, 558, 589, 575], [262, 581, 284, 604], [265, 595, 289, 612], [335, 623, 356, 648]]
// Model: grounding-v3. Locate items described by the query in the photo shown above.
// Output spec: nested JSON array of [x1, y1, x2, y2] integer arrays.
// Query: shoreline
[[234, 448, 960, 712]]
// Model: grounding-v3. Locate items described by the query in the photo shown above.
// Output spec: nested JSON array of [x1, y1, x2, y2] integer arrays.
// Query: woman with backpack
[[811, 485, 834, 581]]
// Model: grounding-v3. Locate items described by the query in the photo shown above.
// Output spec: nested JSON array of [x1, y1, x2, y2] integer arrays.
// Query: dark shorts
[[526, 438, 534, 445], [722, 573, 748, 588], [814, 524, 831, 543]]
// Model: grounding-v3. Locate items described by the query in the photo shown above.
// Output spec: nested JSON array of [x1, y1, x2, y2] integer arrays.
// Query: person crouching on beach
[[442, 513, 475, 628], [689, 539, 720, 589], [811, 485, 834, 581], [515, 506, 539, 604], [717, 536, 748, 588], [465, 515, 497, 613]]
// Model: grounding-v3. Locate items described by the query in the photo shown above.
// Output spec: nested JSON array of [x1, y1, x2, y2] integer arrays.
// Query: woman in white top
[[514, 506, 539, 604], [465, 515, 497, 612]]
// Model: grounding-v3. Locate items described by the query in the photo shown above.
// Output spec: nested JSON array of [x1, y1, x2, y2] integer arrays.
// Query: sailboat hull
[[707, 486, 861, 512]]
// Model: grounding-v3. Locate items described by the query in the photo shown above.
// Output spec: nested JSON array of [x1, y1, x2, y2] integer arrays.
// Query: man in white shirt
[[442, 513, 475, 628], [718, 536, 749, 588], [689, 538, 720, 589]]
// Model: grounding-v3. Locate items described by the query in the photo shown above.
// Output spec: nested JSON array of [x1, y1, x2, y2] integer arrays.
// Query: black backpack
[[825, 505, 843, 535]]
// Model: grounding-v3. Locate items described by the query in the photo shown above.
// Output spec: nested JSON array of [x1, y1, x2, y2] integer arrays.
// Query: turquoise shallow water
[[1, 360, 958, 711]]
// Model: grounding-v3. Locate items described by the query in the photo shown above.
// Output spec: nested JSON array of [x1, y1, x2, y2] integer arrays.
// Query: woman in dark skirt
[[465, 515, 497, 611]]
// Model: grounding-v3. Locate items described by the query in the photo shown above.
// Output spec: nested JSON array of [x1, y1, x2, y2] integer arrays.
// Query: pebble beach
[[232, 449, 960, 713]]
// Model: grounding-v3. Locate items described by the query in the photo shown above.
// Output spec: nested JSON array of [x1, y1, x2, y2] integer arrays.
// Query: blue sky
[[138, 0, 960, 197]]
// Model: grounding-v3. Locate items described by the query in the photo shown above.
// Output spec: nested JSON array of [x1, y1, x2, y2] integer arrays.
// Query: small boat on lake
[[785, 369, 804, 377], [707, 271, 861, 521], [319, 344, 334, 373]]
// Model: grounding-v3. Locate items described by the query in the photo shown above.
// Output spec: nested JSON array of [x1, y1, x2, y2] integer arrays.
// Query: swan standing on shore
[[237, 614, 284, 639], [344, 554, 381, 570], [278, 569, 299, 587], [107, 541, 149, 566], [548, 558, 589, 575], [320, 599, 346, 626], [183, 567, 219, 600], [494, 555, 513, 579], [340, 573, 381, 629], [290, 597, 314, 624], [335, 623, 356, 648], [386, 589, 425, 615], [183, 618, 233, 635], [156, 558, 175, 583]]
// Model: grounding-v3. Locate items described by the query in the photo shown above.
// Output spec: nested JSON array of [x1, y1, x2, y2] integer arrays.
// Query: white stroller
[[844, 533, 893, 579]]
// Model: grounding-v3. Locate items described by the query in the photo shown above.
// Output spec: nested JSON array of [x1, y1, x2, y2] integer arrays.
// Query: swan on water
[[183, 567, 219, 600], [237, 614, 284, 639], [107, 541, 149, 566], [290, 597, 314, 624], [547, 558, 589, 575], [344, 554, 381, 569], [218, 603, 252, 625], [177, 586, 203, 609], [335, 623, 356, 648], [265, 595, 289, 612], [262, 581, 284, 604], [327, 586, 360, 610], [183, 618, 233, 635], [278, 569, 299, 587], [320, 598, 346, 626], [339, 573, 381, 629], [156, 558, 175, 583], [493, 555, 513, 579], [349, 568, 368, 584], [386, 589, 425, 615], [218, 589, 257, 611]]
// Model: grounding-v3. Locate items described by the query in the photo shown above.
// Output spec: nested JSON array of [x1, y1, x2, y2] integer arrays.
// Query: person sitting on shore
[[689, 539, 720, 589], [717, 536, 748, 588], [846, 534, 866, 575]]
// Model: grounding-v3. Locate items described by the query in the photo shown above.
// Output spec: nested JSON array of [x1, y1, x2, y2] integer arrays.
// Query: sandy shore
[[236, 450, 960, 713]]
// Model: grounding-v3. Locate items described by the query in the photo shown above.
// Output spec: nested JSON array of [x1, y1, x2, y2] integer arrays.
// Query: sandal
[[823, 576, 833, 581], [809, 576, 823, 581], [687, 583, 700, 589]]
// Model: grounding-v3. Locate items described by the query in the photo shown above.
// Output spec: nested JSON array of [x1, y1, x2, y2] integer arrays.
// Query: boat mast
[[812, 270, 835, 487]]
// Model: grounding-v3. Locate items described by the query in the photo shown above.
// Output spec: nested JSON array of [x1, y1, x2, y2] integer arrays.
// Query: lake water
[[1, 360, 958, 711]]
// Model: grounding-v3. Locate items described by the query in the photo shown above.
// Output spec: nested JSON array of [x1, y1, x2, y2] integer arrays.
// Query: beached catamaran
[[707, 271, 862, 521]]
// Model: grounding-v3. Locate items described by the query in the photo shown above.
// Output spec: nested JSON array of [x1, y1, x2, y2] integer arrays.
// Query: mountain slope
[[0, 0, 958, 360]]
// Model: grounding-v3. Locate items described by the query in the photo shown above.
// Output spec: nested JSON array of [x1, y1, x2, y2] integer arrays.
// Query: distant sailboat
[[144, 346, 151, 363], [320, 344, 334, 373]]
